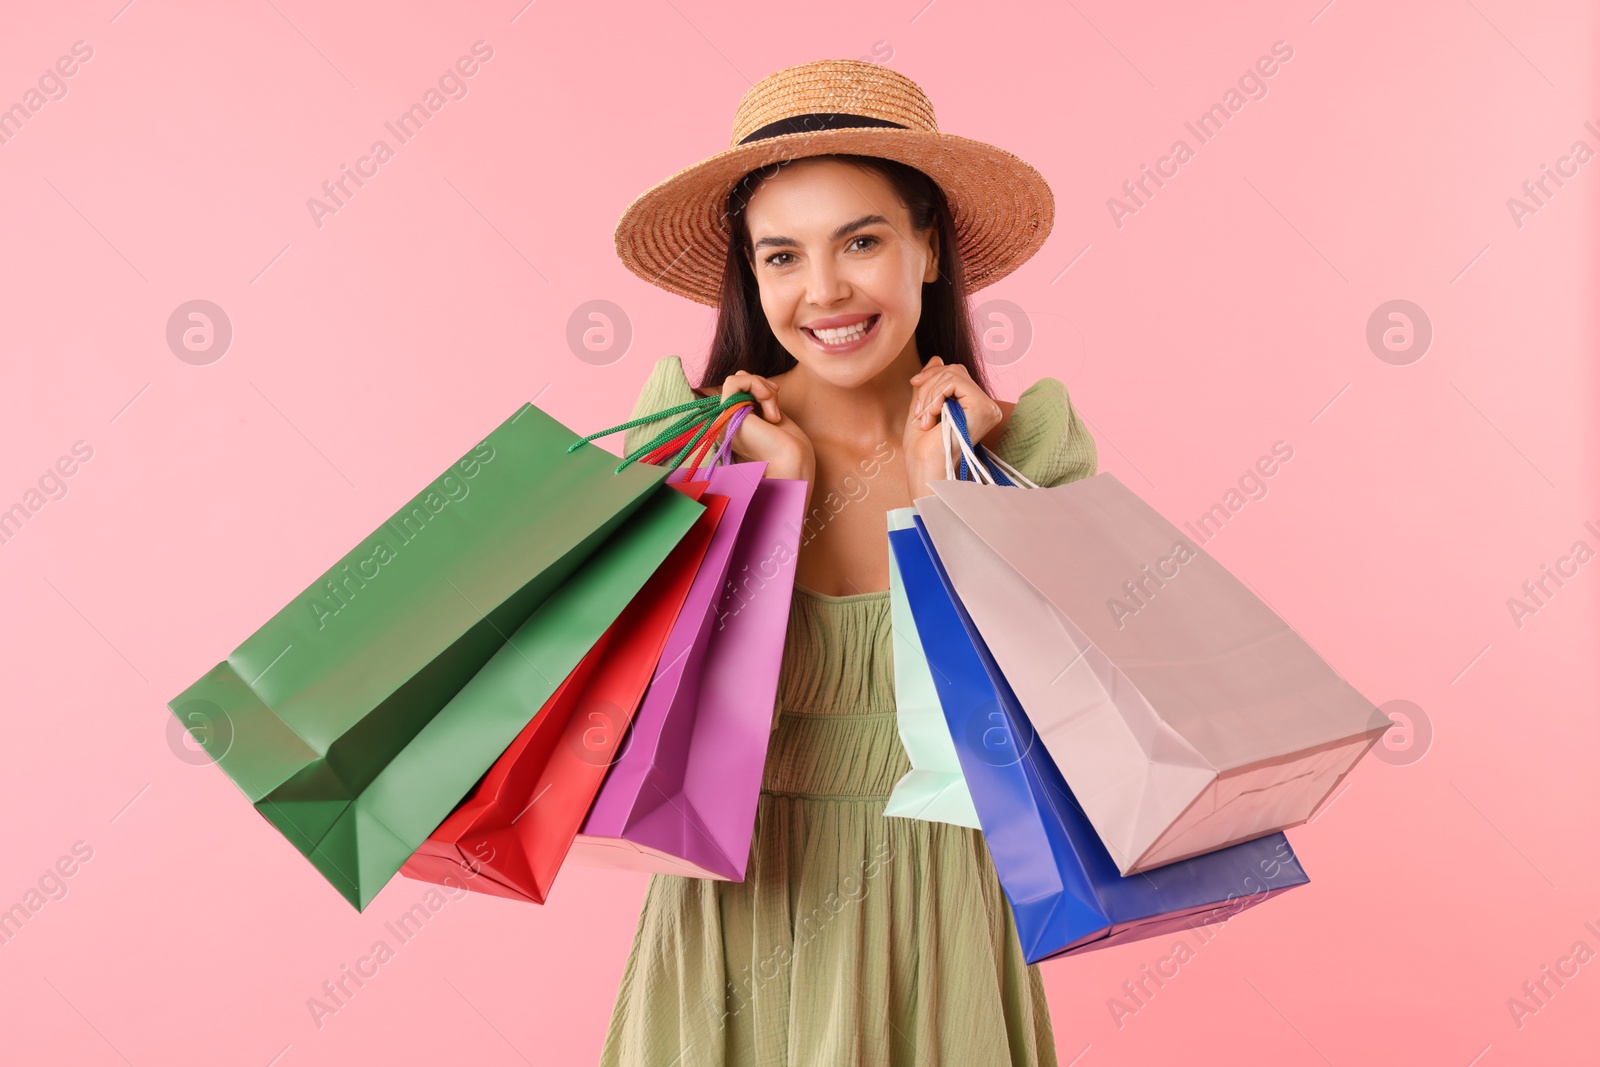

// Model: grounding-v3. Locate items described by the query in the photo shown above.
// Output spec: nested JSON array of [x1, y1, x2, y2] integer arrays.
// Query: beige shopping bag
[[915, 471, 1391, 875]]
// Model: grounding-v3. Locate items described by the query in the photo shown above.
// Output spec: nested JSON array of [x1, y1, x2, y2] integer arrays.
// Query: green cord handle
[[568, 390, 756, 473], [566, 394, 711, 463], [639, 392, 757, 473]]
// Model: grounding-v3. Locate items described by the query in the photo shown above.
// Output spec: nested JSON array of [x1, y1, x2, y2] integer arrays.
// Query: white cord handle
[[942, 409, 996, 483], [938, 399, 1041, 489]]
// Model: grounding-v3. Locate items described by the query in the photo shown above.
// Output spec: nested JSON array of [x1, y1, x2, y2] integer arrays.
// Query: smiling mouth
[[802, 314, 880, 347]]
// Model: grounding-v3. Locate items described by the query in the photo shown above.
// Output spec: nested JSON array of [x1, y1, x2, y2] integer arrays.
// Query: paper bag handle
[[939, 397, 1040, 488]]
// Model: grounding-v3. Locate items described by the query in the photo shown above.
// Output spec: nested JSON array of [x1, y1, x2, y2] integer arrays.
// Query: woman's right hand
[[699, 371, 814, 479]]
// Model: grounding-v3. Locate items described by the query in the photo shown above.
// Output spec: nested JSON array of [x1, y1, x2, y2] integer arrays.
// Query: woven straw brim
[[613, 127, 1056, 307]]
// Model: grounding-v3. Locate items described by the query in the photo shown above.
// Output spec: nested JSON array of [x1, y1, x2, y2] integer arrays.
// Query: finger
[[909, 355, 944, 384], [917, 379, 958, 430], [913, 369, 952, 421], [749, 377, 781, 422], [762, 377, 785, 421], [924, 365, 973, 415], [725, 370, 761, 392], [915, 374, 934, 428], [910, 382, 934, 427], [919, 360, 968, 393], [724, 375, 780, 423], [723, 374, 761, 405]]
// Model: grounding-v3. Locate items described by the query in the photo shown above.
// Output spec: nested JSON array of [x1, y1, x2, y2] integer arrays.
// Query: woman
[[601, 59, 1097, 1066]]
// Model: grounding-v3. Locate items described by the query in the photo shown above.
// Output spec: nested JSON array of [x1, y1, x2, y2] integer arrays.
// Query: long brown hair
[[696, 153, 993, 396]]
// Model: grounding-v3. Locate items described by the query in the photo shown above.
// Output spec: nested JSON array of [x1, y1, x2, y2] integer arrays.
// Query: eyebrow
[[751, 214, 890, 252]]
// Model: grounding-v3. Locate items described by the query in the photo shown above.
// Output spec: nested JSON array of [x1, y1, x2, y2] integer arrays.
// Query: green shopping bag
[[882, 506, 981, 828], [168, 400, 705, 910]]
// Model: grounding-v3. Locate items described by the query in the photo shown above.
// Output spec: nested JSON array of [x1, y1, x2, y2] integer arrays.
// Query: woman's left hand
[[902, 356, 1003, 499]]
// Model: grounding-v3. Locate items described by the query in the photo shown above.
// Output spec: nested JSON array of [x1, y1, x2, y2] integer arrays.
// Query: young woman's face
[[743, 158, 938, 387]]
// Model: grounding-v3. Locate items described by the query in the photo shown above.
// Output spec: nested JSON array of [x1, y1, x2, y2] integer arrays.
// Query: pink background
[[1, 1, 1595, 1063]]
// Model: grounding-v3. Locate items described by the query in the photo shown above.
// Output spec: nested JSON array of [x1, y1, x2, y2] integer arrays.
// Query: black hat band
[[737, 112, 910, 145]]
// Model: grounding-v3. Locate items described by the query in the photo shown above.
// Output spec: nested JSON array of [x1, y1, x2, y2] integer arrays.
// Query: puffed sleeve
[[621, 354, 701, 460], [987, 377, 1098, 488]]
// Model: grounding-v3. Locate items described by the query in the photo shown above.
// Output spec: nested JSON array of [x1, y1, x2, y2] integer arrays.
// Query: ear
[[923, 227, 940, 284]]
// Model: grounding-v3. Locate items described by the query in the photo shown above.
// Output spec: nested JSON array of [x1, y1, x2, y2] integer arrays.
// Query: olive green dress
[[599, 355, 1099, 1067]]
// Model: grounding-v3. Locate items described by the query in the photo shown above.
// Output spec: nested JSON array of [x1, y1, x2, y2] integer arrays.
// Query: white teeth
[[810, 318, 873, 344]]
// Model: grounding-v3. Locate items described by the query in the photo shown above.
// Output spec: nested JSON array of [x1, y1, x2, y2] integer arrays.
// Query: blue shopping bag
[[889, 517, 1311, 963]]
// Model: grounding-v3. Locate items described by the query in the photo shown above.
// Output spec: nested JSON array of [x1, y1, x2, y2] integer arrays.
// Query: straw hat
[[613, 59, 1056, 307]]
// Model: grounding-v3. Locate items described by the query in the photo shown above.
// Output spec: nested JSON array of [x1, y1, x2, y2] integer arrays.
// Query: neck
[[780, 341, 924, 448]]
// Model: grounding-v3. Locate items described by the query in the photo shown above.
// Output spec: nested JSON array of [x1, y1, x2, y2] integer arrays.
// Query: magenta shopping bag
[[569, 460, 806, 879]]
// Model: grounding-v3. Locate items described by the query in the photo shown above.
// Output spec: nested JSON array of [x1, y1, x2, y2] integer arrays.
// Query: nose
[[802, 255, 849, 309]]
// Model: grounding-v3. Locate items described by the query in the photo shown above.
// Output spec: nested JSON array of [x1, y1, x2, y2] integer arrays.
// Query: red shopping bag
[[399, 480, 729, 902]]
